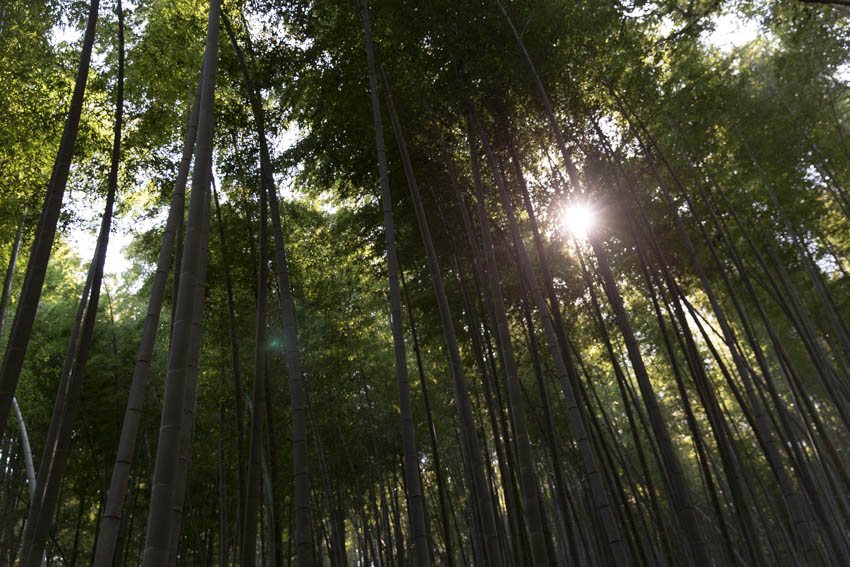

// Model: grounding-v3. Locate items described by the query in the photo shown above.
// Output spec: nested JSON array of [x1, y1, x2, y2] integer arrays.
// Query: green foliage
[[2, 0, 850, 564]]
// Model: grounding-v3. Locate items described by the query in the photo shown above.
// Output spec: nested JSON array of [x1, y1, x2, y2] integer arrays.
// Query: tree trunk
[[310, 396, 345, 567], [218, 366, 229, 567], [220, 14, 315, 564], [165, 186, 212, 567], [400, 271, 455, 567], [212, 161, 247, 537], [96, 56, 203, 567], [356, 5, 433, 566], [472, 111, 629, 565], [140, 0, 218, 562], [0, 209, 26, 341], [12, 397, 35, 503], [241, 182, 268, 567], [20, 4, 123, 560], [264, 365, 285, 567], [0, 0, 100, 439]]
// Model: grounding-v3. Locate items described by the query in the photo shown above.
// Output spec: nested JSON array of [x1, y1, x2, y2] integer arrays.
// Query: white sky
[[58, 6, 761, 282], [702, 12, 761, 52], [64, 189, 138, 286]]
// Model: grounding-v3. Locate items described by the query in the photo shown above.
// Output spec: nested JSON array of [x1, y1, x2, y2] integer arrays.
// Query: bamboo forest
[[3, 0, 850, 565]]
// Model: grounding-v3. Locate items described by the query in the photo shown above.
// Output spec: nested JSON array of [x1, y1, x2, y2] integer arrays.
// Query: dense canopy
[[1, 0, 850, 565]]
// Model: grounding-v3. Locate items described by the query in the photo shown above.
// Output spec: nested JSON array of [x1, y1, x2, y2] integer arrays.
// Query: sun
[[560, 202, 596, 240]]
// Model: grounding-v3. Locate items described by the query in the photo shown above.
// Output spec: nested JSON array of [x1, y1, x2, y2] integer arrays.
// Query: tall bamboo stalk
[[472, 111, 629, 565], [220, 14, 315, 562], [140, 1, 219, 562], [0, 210, 26, 342], [20, 4, 123, 560], [0, 0, 100, 440], [241, 185, 268, 567], [356, 4, 432, 565], [95, 61, 203, 567]]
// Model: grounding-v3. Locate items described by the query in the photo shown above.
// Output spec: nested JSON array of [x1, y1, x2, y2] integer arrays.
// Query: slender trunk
[[166, 186, 212, 567], [241, 186, 268, 567], [356, 6, 433, 565], [140, 1, 218, 562], [95, 67, 202, 567], [20, 5, 122, 560], [218, 366, 229, 567], [212, 167, 247, 533], [91, 481, 107, 564], [579, 372, 655, 567], [0, 0, 100, 438], [121, 462, 141, 567], [0, 210, 26, 341], [365, 452, 383, 567], [220, 14, 314, 563], [265, 160, 313, 566], [310, 399, 345, 566], [471, 112, 628, 564], [400, 271, 455, 567], [399, 102, 550, 567], [170, 192, 184, 343], [69, 490, 86, 567], [389, 466, 405, 566], [264, 366, 285, 567], [375, 419, 395, 567], [12, 398, 35, 502], [261, 449, 277, 567]]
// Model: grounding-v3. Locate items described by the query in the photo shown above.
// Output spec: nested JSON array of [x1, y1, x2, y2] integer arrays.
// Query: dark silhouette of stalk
[[241, 185, 268, 567], [221, 13, 315, 562], [400, 271, 456, 567], [140, 0, 219, 562], [356, 4, 432, 565], [96, 61, 203, 567], [0, 210, 25, 341], [0, 0, 100, 440], [165, 183, 212, 567], [472, 111, 629, 564], [19, 3, 122, 561], [212, 170, 247, 535]]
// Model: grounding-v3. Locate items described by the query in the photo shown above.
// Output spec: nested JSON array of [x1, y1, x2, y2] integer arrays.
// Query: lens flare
[[561, 202, 595, 240]]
